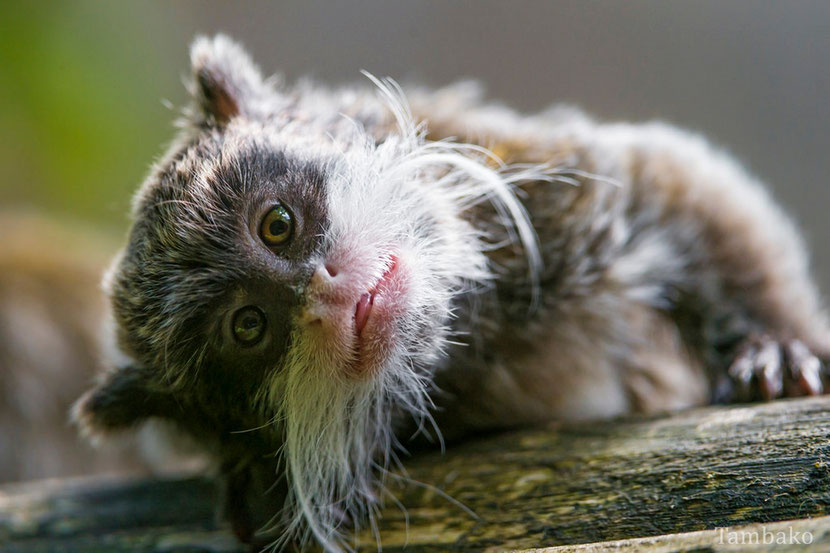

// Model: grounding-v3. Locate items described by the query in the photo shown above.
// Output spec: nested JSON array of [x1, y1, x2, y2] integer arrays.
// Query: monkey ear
[[72, 364, 175, 441], [188, 34, 267, 126]]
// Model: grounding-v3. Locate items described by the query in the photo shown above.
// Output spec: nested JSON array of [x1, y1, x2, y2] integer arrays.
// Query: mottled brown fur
[[410, 91, 830, 431]]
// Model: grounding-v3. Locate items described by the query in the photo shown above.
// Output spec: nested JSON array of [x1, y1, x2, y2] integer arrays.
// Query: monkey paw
[[726, 335, 824, 402]]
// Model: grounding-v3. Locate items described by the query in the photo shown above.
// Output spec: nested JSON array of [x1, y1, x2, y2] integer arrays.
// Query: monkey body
[[411, 89, 830, 437], [76, 36, 829, 551]]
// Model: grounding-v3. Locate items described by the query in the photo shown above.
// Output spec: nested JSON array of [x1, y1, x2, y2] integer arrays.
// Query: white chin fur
[[264, 76, 545, 552]]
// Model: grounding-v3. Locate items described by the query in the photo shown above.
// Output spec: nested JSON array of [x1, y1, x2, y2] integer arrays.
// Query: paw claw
[[785, 340, 824, 396], [728, 353, 755, 386], [756, 340, 783, 400], [726, 335, 826, 402]]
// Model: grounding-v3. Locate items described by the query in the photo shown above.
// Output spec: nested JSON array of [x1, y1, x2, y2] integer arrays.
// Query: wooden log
[[2, 397, 830, 552]]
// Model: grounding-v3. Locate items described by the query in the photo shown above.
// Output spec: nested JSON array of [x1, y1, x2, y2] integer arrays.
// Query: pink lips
[[354, 293, 373, 336], [353, 256, 399, 338]]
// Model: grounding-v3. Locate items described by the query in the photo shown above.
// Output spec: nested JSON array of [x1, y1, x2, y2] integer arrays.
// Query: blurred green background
[[2, 0, 830, 280], [0, 2, 182, 231]]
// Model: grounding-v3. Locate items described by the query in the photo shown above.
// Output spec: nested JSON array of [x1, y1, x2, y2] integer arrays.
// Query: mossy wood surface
[[2, 397, 830, 552]]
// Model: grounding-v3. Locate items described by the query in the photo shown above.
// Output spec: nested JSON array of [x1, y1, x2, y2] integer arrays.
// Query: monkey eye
[[232, 306, 267, 346], [260, 204, 293, 246]]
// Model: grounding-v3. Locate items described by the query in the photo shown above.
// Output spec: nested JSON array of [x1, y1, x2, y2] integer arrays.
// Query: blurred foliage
[[0, 1, 185, 231]]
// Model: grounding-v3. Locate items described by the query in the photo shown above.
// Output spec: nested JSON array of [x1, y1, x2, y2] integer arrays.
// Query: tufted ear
[[188, 34, 267, 126], [72, 364, 176, 440]]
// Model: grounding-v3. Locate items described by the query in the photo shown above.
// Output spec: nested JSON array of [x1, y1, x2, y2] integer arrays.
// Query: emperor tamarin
[[75, 35, 830, 551]]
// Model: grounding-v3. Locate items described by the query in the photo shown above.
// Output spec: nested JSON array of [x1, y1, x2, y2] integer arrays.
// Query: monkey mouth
[[302, 252, 409, 378], [347, 254, 406, 376], [353, 256, 399, 338]]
